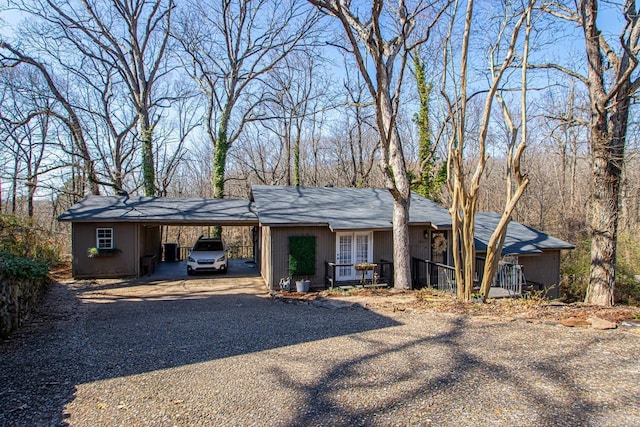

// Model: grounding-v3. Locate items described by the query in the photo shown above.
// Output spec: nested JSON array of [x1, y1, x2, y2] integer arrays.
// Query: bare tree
[[175, 0, 320, 199], [338, 62, 379, 188], [14, 0, 176, 196], [443, 0, 533, 301], [539, 0, 640, 306], [0, 44, 102, 196], [258, 51, 328, 186], [308, 0, 450, 289]]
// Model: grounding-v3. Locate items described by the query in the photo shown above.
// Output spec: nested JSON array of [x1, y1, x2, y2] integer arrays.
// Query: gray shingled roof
[[251, 186, 573, 253], [58, 195, 258, 225], [58, 187, 574, 254], [251, 185, 451, 230], [474, 212, 575, 255]]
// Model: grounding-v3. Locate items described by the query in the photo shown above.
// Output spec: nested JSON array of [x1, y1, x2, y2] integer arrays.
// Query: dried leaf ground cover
[[274, 288, 640, 325]]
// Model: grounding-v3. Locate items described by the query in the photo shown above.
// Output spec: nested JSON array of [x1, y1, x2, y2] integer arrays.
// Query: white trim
[[96, 227, 114, 249], [335, 231, 374, 281]]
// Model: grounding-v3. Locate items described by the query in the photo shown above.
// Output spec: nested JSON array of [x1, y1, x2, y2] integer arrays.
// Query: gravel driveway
[[1, 273, 639, 426]]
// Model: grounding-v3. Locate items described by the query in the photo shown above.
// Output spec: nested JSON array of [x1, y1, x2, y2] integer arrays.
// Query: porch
[[325, 260, 394, 289], [324, 258, 528, 297], [411, 257, 527, 298]]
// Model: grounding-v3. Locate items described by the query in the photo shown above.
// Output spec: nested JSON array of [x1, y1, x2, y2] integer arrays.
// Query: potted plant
[[288, 236, 315, 293], [87, 247, 121, 258], [296, 278, 310, 293]]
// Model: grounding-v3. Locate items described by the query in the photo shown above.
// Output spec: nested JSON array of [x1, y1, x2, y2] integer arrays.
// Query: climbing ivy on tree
[[411, 56, 444, 202]]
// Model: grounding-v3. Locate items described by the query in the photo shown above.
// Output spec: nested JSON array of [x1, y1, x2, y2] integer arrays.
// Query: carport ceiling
[[58, 195, 259, 226]]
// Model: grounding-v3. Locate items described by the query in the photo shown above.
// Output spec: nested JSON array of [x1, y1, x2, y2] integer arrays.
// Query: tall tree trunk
[[379, 90, 412, 289], [586, 90, 629, 306], [213, 109, 231, 199], [580, 0, 636, 306], [139, 113, 156, 197]]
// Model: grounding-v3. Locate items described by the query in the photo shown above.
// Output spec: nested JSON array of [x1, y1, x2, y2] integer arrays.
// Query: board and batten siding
[[409, 226, 432, 260], [72, 222, 139, 278], [519, 251, 562, 297], [372, 230, 392, 262], [265, 226, 334, 290]]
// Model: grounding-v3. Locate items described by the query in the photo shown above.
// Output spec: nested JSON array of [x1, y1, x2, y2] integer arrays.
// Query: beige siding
[[373, 230, 393, 262], [409, 226, 431, 260], [72, 222, 139, 278], [261, 226, 272, 287], [520, 251, 562, 297], [267, 226, 334, 290]]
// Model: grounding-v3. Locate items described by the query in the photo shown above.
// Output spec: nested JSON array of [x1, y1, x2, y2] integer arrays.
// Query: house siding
[[72, 222, 139, 278], [263, 226, 437, 290], [373, 230, 392, 262], [409, 226, 432, 260], [520, 251, 562, 297], [266, 226, 334, 290]]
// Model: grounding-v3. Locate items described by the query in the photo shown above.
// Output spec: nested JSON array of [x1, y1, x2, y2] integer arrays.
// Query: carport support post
[[135, 224, 141, 277]]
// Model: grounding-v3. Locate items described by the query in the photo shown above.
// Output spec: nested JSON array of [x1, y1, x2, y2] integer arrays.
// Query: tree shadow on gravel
[[277, 317, 630, 427], [0, 280, 400, 426]]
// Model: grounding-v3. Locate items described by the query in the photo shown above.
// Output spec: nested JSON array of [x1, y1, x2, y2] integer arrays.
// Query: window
[[96, 228, 114, 249]]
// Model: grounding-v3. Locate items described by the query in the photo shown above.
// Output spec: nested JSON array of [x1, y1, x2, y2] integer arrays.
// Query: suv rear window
[[193, 240, 224, 251]]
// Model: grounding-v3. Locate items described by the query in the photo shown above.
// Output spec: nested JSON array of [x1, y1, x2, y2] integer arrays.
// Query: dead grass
[[285, 287, 640, 323], [48, 263, 73, 281]]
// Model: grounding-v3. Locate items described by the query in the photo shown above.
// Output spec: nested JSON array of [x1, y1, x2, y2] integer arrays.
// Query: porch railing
[[493, 261, 525, 296], [412, 257, 524, 296], [412, 258, 456, 292], [325, 259, 394, 288]]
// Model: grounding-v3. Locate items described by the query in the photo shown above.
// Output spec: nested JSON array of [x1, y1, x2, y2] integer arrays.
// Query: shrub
[[561, 232, 640, 305], [0, 215, 61, 268], [288, 236, 316, 277], [0, 251, 49, 280]]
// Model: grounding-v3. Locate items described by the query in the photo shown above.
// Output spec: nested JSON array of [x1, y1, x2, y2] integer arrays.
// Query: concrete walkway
[[150, 258, 259, 280]]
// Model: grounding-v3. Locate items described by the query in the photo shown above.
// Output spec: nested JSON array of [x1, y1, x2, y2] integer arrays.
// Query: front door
[[336, 232, 373, 281]]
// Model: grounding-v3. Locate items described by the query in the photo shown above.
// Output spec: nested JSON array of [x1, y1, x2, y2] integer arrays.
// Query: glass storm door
[[336, 232, 373, 281]]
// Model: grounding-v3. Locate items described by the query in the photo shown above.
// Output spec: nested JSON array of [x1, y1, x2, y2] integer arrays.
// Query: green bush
[[289, 236, 316, 277], [561, 232, 640, 305], [0, 251, 49, 280], [0, 215, 61, 268]]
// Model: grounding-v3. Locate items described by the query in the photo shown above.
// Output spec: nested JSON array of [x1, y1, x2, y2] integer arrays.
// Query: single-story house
[[57, 196, 259, 278], [58, 185, 574, 296]]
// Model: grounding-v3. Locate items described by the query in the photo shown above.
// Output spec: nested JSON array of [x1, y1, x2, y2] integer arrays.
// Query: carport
[[58, 195, 260, 279]]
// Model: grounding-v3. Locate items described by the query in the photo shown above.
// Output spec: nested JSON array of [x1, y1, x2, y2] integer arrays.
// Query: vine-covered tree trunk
[[412, 56, 441, 201], [580, 0, 636, 306], [140, 114, 156, 197], [213, 110, 231, 199], [293, 128, 301, 186]]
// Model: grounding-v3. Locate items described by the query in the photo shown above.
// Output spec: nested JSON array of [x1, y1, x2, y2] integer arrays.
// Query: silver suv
[[186, 237, 228, 275]]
